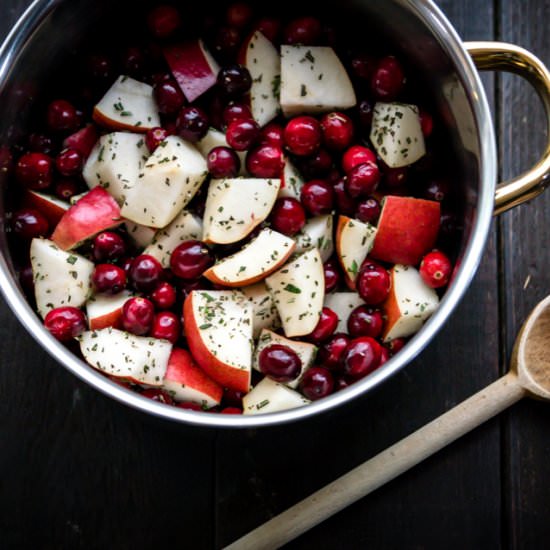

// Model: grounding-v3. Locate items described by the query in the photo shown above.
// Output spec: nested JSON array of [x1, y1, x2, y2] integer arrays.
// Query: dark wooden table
[[1, 1, 549, 548]]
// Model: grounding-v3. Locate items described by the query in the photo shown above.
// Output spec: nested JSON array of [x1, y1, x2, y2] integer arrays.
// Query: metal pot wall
[[0, 0, 548, 427]]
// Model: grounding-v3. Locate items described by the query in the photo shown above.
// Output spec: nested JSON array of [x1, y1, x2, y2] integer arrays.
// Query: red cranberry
[[299, 149, 333, 179], [357, 99, 374, 130], [121, 46, 147, 78], [28, 133, 55, 155], [207, 146, 241, 177], [226, 119, 260, 151], [308, 307, 338, 344], [379, 346, 390, 366], [147, 5, 182, 38], [12, 208, 49, 239], [323, 260, 341, 293], [222, 102, 253, 126], [223, 388, 246, 408], [422, 178, 450, 203], [384, 166, 408, 188], [176, 106, 209, 142], [151, 311, 180, 343], [150, 282, 177, 310], [145, 127, 169, 152], [342, 145, 376, 174], [350, 54, 376, 81], [284, 116, 322, 156], [334, 376, 352, 392], [87, 53, 114, 83], [16, 152, 53, 189], [93, 232, 126, 262], [130, 254, 164, 293], [419, 109, 433, 137], [47, 100, 80, 133], [357, 260, 391, 305], [44, 306, 87, 342], [388, 337, 406, 355], [54, 178, 80, 200], [92, 264, 127, 294], [300, 179, 334, 215], [318, 333, 351, 370], [121, 297, 155, 336], [217, 64, 252, 97], [270, 198, 306, 236], [141, 388, 175, 405], [345, 162, 380, 198], [246, 145, 283, 178], [154, 79, 185, 115], [347, 305, 384, 338], [213, 26, 241, 61], [19, 265, 34, 298], [170, 240, 214, 280], [226, 2, 253, 28], [260, 123, 284, 148], [256, 17, 281, 42], [320, 112, 354, 151], [438, 212, 460, 249], [420, 250, 452, 288], [259, 344, 302, 382], [283, 16, 322, 45], [221, 407, 242, 414], [300, 367, 334, 400], [371, 56, 405, 100], [121, 257, 134, 277], [356, 197, 381, 224], [177, 401, 203, 411], [333, 179, 356, 217], [342, 336, 381, 380], [55, 149, 83, 176]]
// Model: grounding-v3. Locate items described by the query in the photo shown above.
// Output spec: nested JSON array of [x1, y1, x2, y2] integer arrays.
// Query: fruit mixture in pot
[[6, 3, 458, 415]]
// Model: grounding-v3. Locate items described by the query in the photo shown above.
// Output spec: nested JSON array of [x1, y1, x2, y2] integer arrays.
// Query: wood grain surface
[[0, 1, 548, 549]]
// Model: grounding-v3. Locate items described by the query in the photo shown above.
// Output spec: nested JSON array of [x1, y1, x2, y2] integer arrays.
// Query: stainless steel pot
[[0, 0, 549, 427]]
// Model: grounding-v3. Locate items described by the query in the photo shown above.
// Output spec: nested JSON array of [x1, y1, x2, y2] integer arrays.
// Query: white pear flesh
[[324, 292, 366, 334], [279, 157, 305, 200], [243, 377, 311, 415], [240, 282, 281, 338], [295, 215, 334, 263], [337, 216, 377, 285], [86, 290, 133, 329]]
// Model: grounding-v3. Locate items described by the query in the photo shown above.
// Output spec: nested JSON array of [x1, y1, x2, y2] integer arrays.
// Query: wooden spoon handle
[[225, 372, 526, 550]]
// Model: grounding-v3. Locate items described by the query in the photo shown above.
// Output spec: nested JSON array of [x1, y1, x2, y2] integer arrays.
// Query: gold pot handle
[[465, 41, 550, 215]]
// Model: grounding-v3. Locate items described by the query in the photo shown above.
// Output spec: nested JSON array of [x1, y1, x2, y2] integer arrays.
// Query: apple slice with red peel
[[121, 136, 208, 228], [324, 292, 366, 333], [51, 187, 123, 250], [24, 190, 69, 226], [370, 102, 426, 168], [162, 348, 223, 408], [280, 45, 356, 117], [253, 329, 317, 389], [143, 210, 203, 268], [83, 132, 149, 203], [243, 376, 311, 415], [336, 216, 377, 289], [265, 248, 325, 338], [183, 290, 253, 393], [240, 31, 280, 127], [123, 220, 156, 248], [63, 124, 99, 159], [241, 282, 280, 338], [93, 75, 160, 133], [79, 327, 172, 386], [382, 264, 439, 342], [69, 192, 88, 205], [279, 156, 305, 199], [295, 214, 334, 263], [30, 238, 94, 318], [196, 128, 247, 176], [370, 196, 440, 266], [164, 40, 220, 103], [202, 177, 280, 245], [203, 228, 295, 287], [87, 290, 132, 330]]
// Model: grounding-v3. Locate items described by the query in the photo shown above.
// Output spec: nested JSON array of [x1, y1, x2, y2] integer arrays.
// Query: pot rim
[[0, 0, 496, 428]]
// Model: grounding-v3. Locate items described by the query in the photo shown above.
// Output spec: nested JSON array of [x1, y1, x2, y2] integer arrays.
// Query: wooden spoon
[[225, 295, 550, 550]]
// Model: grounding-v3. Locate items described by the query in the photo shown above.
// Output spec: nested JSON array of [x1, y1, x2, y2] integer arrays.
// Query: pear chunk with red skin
[[239, 31, 280, 127], [164, 40, 220, 103], [87, 290, 133, 330], [121, 136, 208, 228], [24, 190, 69, 226], [370, 196, 440, 266], [336, 216, 377, 289], [202, 178, 280, 245], [52, 187, 123, 251], [30, 238, 94, 319], [243, 377, 310, 415], [79, 327, 172, 386], [324, 292, 366, 333], [279, 156, 305, 200], [184, 290, 253, 393], [265, 248, 325, 338], [93, 75, 160, 133], [382, 264, 439, 342], [203, 228, 295, 287], [63, 124, 99, 159], [162, 348, 223, 408], [241, 282, 280, 338]]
